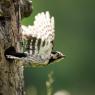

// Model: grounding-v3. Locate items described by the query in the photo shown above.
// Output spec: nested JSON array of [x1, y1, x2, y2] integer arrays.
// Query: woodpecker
[[5, 11, 65, 66]]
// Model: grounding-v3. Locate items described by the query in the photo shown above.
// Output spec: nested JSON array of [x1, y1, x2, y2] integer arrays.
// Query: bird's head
[[48, 51, 65, 64]]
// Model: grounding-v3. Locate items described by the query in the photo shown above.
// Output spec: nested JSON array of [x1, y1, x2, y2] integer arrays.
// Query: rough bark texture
[[0, 0, 32, 95]]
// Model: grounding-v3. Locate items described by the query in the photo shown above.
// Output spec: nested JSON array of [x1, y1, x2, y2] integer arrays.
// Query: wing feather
[[21, 11, 55, 63]]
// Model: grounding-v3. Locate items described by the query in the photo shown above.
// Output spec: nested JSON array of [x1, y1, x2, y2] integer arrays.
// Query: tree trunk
[[0, 0, 32, 95]]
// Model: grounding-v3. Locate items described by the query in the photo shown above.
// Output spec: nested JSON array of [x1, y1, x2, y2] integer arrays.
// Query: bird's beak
[[62, 54, 66, 57]]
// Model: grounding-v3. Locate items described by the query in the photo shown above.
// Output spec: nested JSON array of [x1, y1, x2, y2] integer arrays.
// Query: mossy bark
[[0, 0, 32, 95]]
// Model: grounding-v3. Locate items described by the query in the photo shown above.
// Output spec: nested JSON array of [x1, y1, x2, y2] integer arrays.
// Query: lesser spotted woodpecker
[[5, 11, 65, 66]]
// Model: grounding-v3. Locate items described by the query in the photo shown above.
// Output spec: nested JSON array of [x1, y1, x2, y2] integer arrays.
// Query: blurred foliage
[[46, 71, 54, 95], [22, 0, 95, 95], [26, 86, 37, 95]]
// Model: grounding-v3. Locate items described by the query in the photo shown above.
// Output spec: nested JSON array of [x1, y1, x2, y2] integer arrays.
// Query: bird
[[5, 11, 65, 66]]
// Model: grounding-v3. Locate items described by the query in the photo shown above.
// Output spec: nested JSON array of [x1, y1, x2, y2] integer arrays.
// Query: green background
[[22, 0, 95, 95]]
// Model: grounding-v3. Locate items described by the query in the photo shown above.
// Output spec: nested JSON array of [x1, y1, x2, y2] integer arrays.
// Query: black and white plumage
[[6, 11, 64, 66]]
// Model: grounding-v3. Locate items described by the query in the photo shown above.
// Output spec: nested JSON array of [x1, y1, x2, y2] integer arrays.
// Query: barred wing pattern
[[20, 11, 55, 64], [6, 11, 64, 65]]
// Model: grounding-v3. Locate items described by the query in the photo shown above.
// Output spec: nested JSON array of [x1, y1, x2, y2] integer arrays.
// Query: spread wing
[[6, 11, 55, 65], [21, 11, 55, 63]]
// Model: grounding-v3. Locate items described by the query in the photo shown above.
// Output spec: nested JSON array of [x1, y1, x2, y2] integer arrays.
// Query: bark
[[0, 0, 32, 95]]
